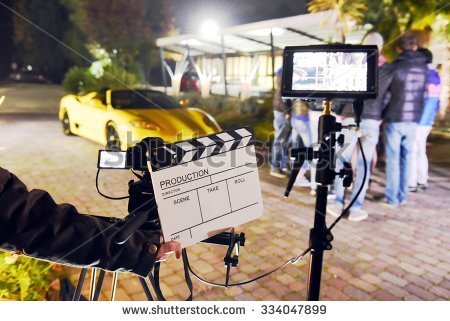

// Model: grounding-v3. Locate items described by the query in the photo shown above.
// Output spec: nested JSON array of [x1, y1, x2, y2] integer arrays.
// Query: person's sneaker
[[378, 197, 398, 209], [294, 177, 310, 187], [348, 208, 368, 222], [418, 183, 428, 191], [327, 202, 343, 218], [409, 186, 418, 193], [270, 168, 287, 178], [327, 191, 336, 200]]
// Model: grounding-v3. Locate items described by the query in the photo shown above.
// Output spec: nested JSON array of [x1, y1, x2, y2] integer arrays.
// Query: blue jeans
[[270, 111, 289, 169], [291, 117, 312, 172], [335, 119, 380, 209], [384, 122, 417, 205]]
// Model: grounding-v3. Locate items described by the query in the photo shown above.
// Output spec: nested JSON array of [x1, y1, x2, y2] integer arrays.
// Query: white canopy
[[156, 10, 368, 56]]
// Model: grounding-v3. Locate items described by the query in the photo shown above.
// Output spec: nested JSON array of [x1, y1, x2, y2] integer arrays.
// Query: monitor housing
[[281, 44, 378, 100]]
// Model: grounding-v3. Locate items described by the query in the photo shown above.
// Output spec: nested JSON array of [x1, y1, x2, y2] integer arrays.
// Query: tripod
[[72, 231, 245, 301], [285, 99, 356, 300]]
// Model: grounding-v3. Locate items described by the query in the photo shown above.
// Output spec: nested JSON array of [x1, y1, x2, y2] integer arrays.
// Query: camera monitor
[[281, 45, 378, 99]]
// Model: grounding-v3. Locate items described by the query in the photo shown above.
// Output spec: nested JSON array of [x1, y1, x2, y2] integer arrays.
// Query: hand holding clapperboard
[[147, 127, 264, 248]]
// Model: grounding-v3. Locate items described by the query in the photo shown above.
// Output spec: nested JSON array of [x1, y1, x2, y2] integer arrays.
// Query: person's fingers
[[157, 254, 168, 262], [156, 241, 182, 261], [163, 241, 181, 254]]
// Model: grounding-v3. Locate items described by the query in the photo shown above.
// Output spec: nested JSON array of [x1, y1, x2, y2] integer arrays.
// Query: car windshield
[[110, 90, 179, 109]]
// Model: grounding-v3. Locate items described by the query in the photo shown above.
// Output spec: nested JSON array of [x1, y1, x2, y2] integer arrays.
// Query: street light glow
[[200, 19, 220, 37]]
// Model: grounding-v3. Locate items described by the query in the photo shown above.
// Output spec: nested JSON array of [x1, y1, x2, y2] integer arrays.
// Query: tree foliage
[[363, 0, 450, 56], [63, 0, 171, 70], [308, 0, 450, 58], [11, 0, 173, 83], [307, 0, 368, 42], [12, 0, 90, 82], [62, 64, 139, 94], [0, 253, 57, 301]]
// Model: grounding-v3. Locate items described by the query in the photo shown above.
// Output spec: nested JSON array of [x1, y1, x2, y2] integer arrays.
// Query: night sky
[[0, 0, 309, 78], [170, 0, 308, 33]]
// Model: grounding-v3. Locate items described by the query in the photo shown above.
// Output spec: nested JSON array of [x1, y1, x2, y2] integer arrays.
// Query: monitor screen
[[292, 51, 368, 92], [282, 45, 378, 99], [98, 150, 127, 169]]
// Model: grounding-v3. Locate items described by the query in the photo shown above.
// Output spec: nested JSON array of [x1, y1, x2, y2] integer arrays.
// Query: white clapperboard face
[[147, 127, 264, 248]]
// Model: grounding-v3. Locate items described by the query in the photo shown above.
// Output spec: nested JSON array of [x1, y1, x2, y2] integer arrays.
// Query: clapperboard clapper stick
[[148, 127, 264, 248]]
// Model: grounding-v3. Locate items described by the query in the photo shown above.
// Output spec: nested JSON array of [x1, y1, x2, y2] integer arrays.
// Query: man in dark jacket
[[0, 167, 181, 277], [378, 32, 428, 206]]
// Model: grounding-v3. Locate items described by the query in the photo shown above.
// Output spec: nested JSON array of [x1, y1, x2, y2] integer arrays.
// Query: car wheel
[[106, 123, 121, 150], [62, 112, 73, 135]]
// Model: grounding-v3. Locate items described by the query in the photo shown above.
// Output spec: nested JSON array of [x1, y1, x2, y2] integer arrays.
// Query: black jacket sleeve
[[361, 63, 394, 120], [0, 167, 160, 277]]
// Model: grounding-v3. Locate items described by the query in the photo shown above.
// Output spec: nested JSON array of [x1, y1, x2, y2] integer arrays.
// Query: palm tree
[[363, 0, 449, 58], [308, 0, 449, 57], [307, 0, 368, 43]]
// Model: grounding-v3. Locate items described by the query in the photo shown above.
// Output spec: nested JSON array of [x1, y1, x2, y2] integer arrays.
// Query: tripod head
[[285, 99, 353, 198]]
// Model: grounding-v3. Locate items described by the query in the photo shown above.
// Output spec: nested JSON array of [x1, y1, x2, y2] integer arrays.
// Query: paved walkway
[[0, 114, 449, 300], [0, 83, 63, 114]]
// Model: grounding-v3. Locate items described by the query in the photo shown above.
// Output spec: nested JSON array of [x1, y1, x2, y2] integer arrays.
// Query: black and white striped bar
[[149, 127, 254, 171]]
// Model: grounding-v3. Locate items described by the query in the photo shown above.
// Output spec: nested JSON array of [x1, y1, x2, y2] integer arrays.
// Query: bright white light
[[200, 19, 220, 37], [247, 28, 285, 37], [181, 39, 203, 46], [272, 28, 285, 37], [26, 65, 32, 71]]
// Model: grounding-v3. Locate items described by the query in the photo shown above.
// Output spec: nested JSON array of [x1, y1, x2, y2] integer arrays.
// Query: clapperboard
[[147, 127, 264, 248]]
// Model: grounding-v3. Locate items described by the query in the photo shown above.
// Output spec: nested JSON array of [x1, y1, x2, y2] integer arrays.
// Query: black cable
[[184, 247, 311, 288], [95, 169, 130, 200]]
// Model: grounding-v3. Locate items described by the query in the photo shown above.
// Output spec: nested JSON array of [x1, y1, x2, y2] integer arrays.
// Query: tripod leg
[[307, 185, 328, 301], [139, 277, 154, 301], [73, 268, 88, 301], [92, 270, 106, 301], [110, 272, 119, 301], [89, 268, 98, 301]]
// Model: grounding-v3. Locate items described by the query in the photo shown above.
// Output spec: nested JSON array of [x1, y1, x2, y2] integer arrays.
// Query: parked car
[[9, 70, 51, 84], [180, 70, 200, 93], [59, 88, 221, 150]]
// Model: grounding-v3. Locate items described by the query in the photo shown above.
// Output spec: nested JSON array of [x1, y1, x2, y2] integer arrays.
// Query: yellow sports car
[[59, 88, 221, 149]]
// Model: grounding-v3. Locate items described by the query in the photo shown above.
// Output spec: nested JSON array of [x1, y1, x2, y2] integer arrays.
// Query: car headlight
[[129, 119, 159, 131]]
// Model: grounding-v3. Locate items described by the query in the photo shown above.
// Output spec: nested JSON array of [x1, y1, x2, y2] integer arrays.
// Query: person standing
[[270, 67, 291, 178], [328, 32, 388, 221], [290, 100, 313, 188], [409, 49, 442, 191], [380, 32, 428, 207]]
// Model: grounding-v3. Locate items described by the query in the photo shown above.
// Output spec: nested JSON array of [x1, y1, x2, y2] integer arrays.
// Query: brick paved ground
[[1, 114, 449, 301]]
